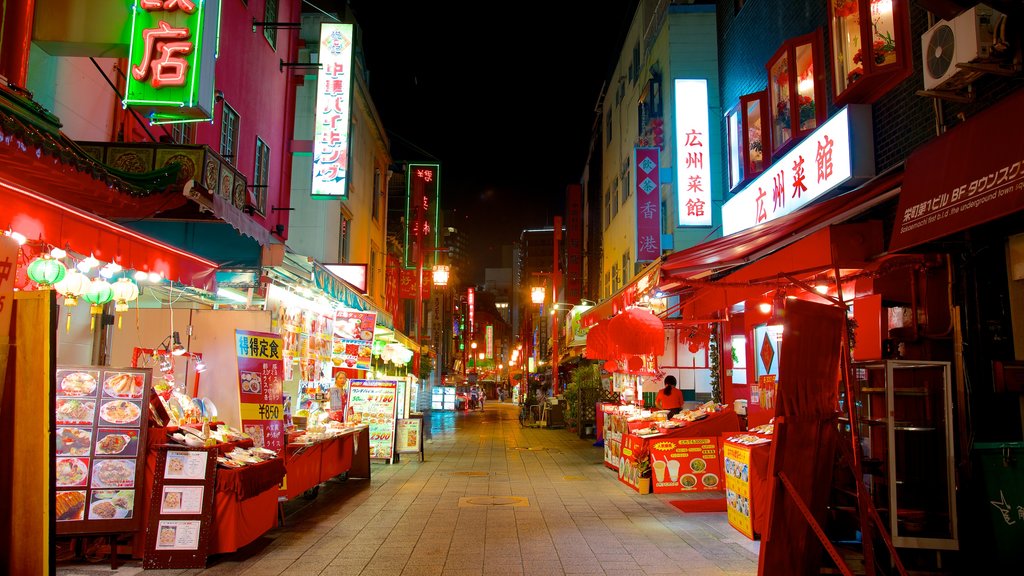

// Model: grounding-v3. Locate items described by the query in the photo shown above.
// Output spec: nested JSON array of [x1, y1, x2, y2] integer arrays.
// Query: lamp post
[[470, 341, 478, 378]]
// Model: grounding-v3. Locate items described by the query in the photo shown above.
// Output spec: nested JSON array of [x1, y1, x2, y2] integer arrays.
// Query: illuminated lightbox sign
[[323, 263, 368, 293], [722, 105, 874, 236], [124, 0, 219, 124], [403, 163, 441, 269], [675, 79, 712, 227], [467, 288, 475, 342], [312, 23, 354, 199], [634, 147, 662, 261], [486, 325, 494, 360]]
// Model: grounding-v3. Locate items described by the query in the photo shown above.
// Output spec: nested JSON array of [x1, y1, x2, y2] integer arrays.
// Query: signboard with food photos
[[143, 445, 218, 569], [346, 380, 397, 461], [649, 436, 722, 494], [55, 365, 152, 536]]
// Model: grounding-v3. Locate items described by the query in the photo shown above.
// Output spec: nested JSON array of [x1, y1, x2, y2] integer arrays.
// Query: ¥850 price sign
[[347, 380, 398, 460], [236, 330, 285, 453]]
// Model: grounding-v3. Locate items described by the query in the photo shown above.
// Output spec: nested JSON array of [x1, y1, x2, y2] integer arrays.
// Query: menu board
[[55, 366, 152, 536], [144, 446, 217, 569], [395, 417, 422, 455], [649, 437, 722, 494], [724, 441, 754, 539], [333, 310, 376, 370], [235, 330, 285, 453], [347, 380, 397, 460]]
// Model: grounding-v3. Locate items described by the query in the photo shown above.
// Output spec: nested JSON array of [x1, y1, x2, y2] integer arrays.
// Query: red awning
[[579, 259, 661, 328], [3, 178, 218, 291], [889, 88, 1024, 251]]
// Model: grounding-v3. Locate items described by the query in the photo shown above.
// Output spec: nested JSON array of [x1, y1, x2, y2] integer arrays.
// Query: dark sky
[[347, 1, 639, 281]]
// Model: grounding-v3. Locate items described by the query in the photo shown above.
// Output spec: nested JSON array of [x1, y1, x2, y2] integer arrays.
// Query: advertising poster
[[649, 437, 722, 494], [724, 442, 754, 539], [395, 418, 421, 454], [333, 309, 376, 370], [235, 330, 285, 453], [347, 380, 398, 460]]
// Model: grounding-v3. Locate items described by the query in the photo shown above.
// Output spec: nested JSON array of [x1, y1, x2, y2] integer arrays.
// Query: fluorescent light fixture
[[217, 288, 249, 303]]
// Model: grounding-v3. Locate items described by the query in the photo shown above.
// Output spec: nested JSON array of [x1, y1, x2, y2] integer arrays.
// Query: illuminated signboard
[[634, 147, 662, 261], [404, 163, 441, 268], [124, 0, 219, 124], [311, 23, 354, 199], [721, 105, 874, 236], [675, 79, 712, 227], [467, 287, 475, 341], [486, 325, 494, 360], [323, 263, 368, 293]]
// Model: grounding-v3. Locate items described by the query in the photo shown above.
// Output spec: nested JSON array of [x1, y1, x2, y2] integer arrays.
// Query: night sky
[[347, 1, 639, 281]]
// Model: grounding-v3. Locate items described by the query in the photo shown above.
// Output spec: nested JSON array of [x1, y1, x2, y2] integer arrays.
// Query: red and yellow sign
[[724, 442, 753, 539], [649, 437, 721, 494], [235, 330, 284, 453]]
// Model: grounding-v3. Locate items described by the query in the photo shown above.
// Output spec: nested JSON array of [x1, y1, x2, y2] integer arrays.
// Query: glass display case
[[766, 31, 825, 155], [851, 360, 958, 550], [829, 0, 912, 104]]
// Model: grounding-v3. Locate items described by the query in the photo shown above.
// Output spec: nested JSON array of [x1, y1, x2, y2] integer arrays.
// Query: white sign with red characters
[[675, 79, 712, 227], [722, 105, 874, 235]]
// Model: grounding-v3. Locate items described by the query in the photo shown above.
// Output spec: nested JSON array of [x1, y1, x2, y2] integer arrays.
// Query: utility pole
[[552, 216, 562, 394]]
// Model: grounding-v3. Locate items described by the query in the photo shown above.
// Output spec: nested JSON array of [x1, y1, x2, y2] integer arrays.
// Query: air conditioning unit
[[921, 3, 1007, 91]]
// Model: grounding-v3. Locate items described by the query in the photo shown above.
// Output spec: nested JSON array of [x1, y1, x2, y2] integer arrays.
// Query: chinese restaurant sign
[[403, 163, 441, 269], [674, 79, 712, 227], [333, 309, 376, 371], [347, 380, 398, 460], [634, 146, 662, 260], [124, 0, 219, 124], [722, 105, 874, 235], [649, 437, 722, 494], [312, 23, 354, 199], [890, 89, 1024, 251], [235, 330, 284, 453]]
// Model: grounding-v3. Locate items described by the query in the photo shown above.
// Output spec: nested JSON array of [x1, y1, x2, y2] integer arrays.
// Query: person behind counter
[[655, 375, 684, 418]]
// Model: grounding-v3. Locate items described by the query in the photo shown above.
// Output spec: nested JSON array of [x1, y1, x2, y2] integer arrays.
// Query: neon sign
[[311, 23, 354, 199]]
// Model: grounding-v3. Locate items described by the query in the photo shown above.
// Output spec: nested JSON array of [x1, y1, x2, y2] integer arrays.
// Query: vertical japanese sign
[[311, 23, 354, 199], [0, 236, 16, 399], [333, 310, 376, 370], [467, 287, 475, 340], [634, 147, 662, 261], [675, 79, 712, 226], [124, 0, 219, 123], [565, 184, 583, 302], [722, 106, 870, 235], [485, 325, 493, 360], [404, 163, 440, 268], [235, 330, 284, 453], [347, 380, 398, 460], [724, 441, 754, 539]]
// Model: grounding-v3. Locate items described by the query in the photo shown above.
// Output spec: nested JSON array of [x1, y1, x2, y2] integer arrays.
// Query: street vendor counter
[[280, 426, 368, 500], [616, 409, 742, 494]]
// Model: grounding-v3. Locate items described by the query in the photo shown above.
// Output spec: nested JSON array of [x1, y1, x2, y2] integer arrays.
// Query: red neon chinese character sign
[[132, 0, 197, 89]]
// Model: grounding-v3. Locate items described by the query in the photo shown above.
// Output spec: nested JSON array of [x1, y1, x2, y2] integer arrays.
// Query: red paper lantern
[[585, 319, 616, 360], [627, 355, 644, 372], [603, 360, 618, 372], [608, 307, 665, 356]]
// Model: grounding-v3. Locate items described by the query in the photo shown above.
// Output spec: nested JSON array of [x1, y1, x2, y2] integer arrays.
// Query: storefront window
[[726, 92, 769, 191], [830, 0, 911, 104], [767, 31, 825, 155]]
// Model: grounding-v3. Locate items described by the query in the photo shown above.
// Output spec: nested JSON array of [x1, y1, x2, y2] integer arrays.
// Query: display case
[[829, 0, 913, 105], [766, 30, 826, 155], [851, 360, 958, 550]]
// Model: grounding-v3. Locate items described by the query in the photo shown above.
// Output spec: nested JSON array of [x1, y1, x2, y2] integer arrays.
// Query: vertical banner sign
[[0, 236, 16, 399], [485, 325, 493, 360], [399, 268, 431, 300], [675, 79, 712, 226], [725, 442, 754, 539], [565, 184, 584, 302], [467, 287, 475, 341], [235, 330, 284, 453], [347, 380, 398, 459], [649, 437, 722, 494], [311, 23, 354, 199], [124, 0, 219, 123], [404, 164, 440, 268], [634, 147, 662, 261], [333, 310, 376, 370]]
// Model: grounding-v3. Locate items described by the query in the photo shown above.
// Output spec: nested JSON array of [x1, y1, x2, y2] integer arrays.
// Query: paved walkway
[[58, 402, 759, 576]]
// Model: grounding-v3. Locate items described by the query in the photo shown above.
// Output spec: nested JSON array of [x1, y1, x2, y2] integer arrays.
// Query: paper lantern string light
[[26, 254, 67, 288], [81, 277, 114, 331], [110, 278, 140, 329]]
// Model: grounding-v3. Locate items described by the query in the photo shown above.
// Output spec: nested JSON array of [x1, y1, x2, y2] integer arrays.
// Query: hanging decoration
[[81, 277, 114, 331], [602, 360, 618, 372], [627, 355, 645, 372], [26, 254, 67, 288], [110, 278, 140, 329], [584, 319, 615, 360], [608, 307, 665, 356], [54, 268, 90, 332]]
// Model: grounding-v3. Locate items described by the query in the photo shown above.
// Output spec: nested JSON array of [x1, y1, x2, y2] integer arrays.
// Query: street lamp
[[531, 285, 546, 304], [471, 341, 478, 375], [432, 264, 450, 286]]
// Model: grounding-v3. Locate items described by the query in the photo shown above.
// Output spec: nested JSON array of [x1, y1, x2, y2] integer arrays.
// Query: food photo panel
[[58, 370, 100, 398], [57, 427, 93, 457], [94, 428, 140, 457], [91, 458, 137, 489], [98, 399, 143, 427], [102, 372, 145, 399], [88, 490, 135, 520]]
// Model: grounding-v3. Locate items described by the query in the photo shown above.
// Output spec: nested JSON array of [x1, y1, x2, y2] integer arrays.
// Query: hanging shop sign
[[333, 309, 376, 371], [234, 330, 285, 453], [311, 22, 354, 198], [404, 163, 441, 268], [635, 146, 663, 259], [398, 268, 431, 300], [123, 0, 220, 124], [347, 380, 398, 460], [722, 104, 874, 235], [890, 89, 1024, 251], [675, 79, 712, 227]]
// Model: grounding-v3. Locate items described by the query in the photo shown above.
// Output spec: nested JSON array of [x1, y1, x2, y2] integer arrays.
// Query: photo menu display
[[55, 366, 151, 535]]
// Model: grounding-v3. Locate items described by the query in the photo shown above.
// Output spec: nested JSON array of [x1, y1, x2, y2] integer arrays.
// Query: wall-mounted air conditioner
[[921, 3, 1007, 92]]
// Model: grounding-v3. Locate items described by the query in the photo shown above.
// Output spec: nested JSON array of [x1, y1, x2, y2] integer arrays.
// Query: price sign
[[235, 330, 284, 453], [347, 380, 398, 461]]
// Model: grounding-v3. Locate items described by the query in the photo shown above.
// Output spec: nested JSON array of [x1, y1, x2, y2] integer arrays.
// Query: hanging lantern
[[602, 360, 618, 372], [584, 319, 615, 360], [54, 269, 90, 332], [81, 278, 114, 331], [627, 355, 644, 372], [608, 307, 665, 356], [110, 278, 140, 329], [26, 254, 67, 288]]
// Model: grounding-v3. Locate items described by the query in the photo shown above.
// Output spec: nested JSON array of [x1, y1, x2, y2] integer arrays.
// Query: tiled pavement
[[58, 402, 759, 576]]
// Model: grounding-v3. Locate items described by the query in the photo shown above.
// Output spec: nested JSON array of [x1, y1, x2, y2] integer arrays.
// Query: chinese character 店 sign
[[312, 23, 354, 199]]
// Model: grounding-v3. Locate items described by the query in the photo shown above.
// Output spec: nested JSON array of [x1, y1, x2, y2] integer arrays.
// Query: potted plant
[[636, 458, 652, 494]]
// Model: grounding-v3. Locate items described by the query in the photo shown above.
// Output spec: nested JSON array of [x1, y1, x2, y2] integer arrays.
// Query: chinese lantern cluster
[[26, 248, 142, 331]]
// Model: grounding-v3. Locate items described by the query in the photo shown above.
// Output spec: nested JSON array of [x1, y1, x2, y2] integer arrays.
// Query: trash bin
[[975, 441, 1024, 569]]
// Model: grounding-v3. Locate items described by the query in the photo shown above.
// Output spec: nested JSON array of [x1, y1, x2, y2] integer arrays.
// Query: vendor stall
[[723, 425, 774, 540]]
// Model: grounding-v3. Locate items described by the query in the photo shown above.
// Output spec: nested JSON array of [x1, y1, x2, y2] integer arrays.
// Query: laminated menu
[[54, 366, 152, 535]]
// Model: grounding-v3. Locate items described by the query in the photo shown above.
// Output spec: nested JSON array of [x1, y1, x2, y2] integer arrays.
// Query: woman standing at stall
[[655, 375, 684, 418]]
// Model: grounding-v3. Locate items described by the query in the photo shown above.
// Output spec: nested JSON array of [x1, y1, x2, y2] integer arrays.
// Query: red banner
[[384, 254, 400, 319], [649, 436, 721, 493], [398, 268, 431, 300], [235, 330, 285, 453], [634, 147, 662, 262]]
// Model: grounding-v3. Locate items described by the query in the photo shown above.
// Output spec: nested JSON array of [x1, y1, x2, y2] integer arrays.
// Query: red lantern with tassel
[[608, 307, 665, 356], [584, 319, 615, 360]]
